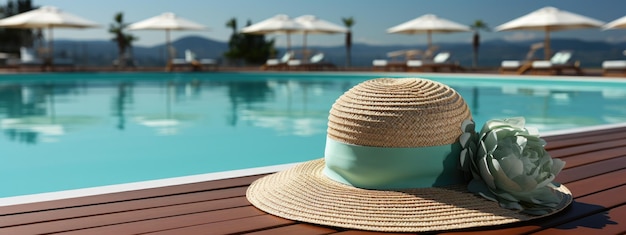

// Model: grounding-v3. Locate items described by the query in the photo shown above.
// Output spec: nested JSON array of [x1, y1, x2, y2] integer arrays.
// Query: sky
[[24, 0, 626, 48]]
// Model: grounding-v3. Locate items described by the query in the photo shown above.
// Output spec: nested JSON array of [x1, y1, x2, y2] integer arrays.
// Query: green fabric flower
[[460, 117, 566, 215]]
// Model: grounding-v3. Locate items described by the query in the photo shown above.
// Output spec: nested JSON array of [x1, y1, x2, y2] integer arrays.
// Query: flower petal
[[462, 119, 475, 133], [478, 155, 496, 189], [551, 158, 566, 175], [490, 157, 523, 192], [499, 156, 524, 178], [459, 132, 473, 148]]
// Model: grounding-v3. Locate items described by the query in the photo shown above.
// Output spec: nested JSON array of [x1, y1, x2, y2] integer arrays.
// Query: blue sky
[[33, 0, 626, 47]]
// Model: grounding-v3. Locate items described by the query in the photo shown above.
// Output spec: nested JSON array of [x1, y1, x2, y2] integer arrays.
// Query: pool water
[[1, 72, 626, 198]]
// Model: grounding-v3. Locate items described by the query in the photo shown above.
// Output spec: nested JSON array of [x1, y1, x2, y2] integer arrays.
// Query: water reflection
[[0, 83, 97, 144], [131, 80, 203, 136], [0, 74, 625, 145], [112, 82, 133, 130], [226, 80, 274, 126], [239, 80, 330, 136]]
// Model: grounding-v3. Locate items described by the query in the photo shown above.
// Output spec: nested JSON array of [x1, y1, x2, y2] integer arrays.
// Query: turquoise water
[[1, 72, 626, 198]]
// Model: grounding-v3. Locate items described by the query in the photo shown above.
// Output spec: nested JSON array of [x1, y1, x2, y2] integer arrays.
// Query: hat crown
[[327, 78, 471, 147]]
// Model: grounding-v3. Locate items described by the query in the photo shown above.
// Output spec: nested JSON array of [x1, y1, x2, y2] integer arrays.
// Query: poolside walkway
[[0, 65, 610, 77], [1, 125, 625, 234]]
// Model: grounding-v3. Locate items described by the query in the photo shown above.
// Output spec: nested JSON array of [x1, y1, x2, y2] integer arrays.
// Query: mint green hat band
[[323, 137, 466, 190]]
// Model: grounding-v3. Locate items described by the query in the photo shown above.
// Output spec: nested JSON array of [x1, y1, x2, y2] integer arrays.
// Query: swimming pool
[[1, 72, 626, 202]]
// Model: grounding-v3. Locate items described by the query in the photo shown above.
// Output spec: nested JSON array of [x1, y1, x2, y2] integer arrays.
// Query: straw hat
[[247, 78, 571, 232]]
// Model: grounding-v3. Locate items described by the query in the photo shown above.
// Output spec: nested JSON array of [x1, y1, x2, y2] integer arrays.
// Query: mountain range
[[53, 36, 626, 68]]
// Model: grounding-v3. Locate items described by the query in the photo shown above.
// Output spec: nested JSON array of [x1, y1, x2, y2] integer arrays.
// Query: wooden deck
[[2, 125, 626, 234]]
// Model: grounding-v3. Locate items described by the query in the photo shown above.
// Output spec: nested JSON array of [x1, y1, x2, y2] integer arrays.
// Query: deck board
[[532, 204, 626, 234], [0, 175, 265, 215], [0, 187, 249, 227], [1, 125, 625, 234]]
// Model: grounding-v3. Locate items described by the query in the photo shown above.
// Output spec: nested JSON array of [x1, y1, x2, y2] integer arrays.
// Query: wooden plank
[[548, 139, 626, 159], [52, 205, 264, 235], [532, 204, 626, 234], [0, 186, 248, 227], [330, 231, 411, 235], [244, 223, 338, 235], [545, 131, 626, 150], [562, 168, 626, 198], [0, 174, 265, 215], [555, 156, 626, 184], [143, 214, 295, 235], [551, 146, 626, 169], [0, 198, 255, 234]]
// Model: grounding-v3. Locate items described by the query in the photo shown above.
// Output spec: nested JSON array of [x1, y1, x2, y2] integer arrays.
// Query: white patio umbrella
[[603, 15, 626, 30], [241, 14, 305, 52], [294, 15, 347, 58], [0, 6, 99, 64], [127, 12, 207, 67], [495, 6, 605, 60], [387, 14, 470, 49]]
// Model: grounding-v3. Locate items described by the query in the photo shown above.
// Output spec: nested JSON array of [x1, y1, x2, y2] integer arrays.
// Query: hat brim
[[246, 159, 572, 232]]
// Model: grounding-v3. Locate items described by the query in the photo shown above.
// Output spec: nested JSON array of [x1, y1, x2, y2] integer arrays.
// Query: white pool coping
[[542, 121, 626, 137], [0, 162, 300, 207]]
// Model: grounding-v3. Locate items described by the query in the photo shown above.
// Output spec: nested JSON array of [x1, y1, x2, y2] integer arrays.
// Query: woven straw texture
[[247, 159, 572, 232], [328, 78, 471, 147]]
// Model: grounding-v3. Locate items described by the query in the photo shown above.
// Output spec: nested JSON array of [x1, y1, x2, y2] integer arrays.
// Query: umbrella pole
[[303, 32, 308, 61], [427, 31, 432, 49], [47, 25, 53, 71], [166, 29, 172, 71], [287, 33, 291, 52], [544, 29, 551, 60]]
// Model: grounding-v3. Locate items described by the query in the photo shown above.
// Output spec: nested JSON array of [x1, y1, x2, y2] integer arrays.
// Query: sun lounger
[[602, 60, 626, 77], [406, 51, 464, 72], [170, 49, 217, 71], [263, 51, 294, 70], [499, 42, 544, 74], [530, 50, 582, 75], [7, 47, 75, 71], [19, 47, 44, 65], [371, 49, 423, 72], [371, 59, 407, 71], [372, 59, 389, 71], [499, 60, 531, 74], [288, 52, 335, 71]]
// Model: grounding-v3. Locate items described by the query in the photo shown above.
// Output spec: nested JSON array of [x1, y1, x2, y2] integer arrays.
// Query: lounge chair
[[19, 47, 44, 66], [499, 42, 544, 74], [7, 47, 74, 71], [602, 60, 626, 77], [171, 49, 217, 71], [287, 52, 335, 71], [530, 50, 582, 75], [371, 49, 421, 72], [263, 51, 294, 70], [112, 53, 137, 68], [372, 59, 390, 71], [406, 51, 464, 72]]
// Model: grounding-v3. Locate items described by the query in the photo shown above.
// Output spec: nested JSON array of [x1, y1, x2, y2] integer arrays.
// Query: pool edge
[[0, 162, 300, 207]]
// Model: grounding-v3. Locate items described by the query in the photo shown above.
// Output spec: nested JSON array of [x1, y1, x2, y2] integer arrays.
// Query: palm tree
[[109, 12, 137, 68], [342, 17, 355, 68], [470, 20, 489, 69], [226, 18, 237, 34]]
